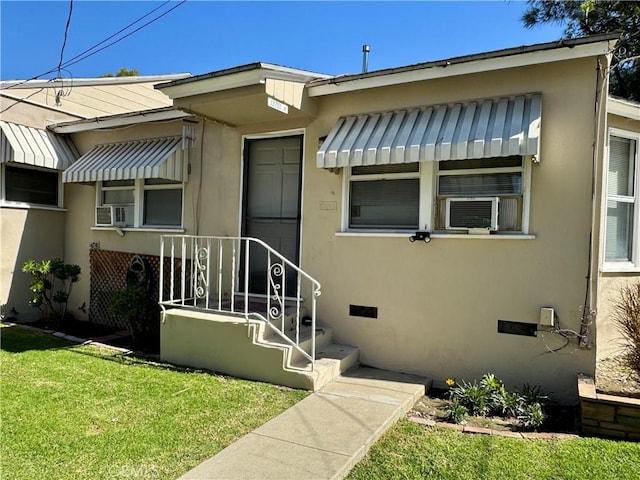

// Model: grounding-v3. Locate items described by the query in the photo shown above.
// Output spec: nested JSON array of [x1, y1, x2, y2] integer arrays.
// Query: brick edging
[[407, 415, 579, 440]]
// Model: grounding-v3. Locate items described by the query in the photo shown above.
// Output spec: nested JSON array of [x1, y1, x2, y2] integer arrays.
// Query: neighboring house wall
[[0, 208, 65, 321], [596, 111, 640, 360], [0, 104, 78, 321]]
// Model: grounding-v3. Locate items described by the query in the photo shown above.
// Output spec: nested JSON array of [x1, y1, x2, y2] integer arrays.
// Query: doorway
[[242, 135, 303, 297]]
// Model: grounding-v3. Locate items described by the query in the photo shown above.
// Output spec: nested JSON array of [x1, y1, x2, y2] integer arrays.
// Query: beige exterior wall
[[59, 55, 616, 403], [295, 58, 603, 403], [0, 97, 81, 128], [0, 207, 65, 321], [595, 112, 640, 360]]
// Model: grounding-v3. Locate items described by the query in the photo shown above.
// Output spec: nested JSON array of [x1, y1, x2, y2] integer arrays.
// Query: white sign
[[267, 97, 289, 114]]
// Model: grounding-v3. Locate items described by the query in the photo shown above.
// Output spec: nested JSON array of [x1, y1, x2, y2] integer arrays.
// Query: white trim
[[0, 202, 66, 212], [308, 41, 613, 97], [608, 97, 640, 121], [0, 74, 190, 89], [91, 227, 186, 233], [240, 129, 306, 268], [335, 231, 535, 240]]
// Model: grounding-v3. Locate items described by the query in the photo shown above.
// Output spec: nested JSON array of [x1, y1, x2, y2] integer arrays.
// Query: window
[[3, 164, 60, 207], [348, 164, 420, 229], [605, 130, 639, 267], [97, 178, 183, 228], [436, 156, 525, 232], [343, 156, 530, 234]]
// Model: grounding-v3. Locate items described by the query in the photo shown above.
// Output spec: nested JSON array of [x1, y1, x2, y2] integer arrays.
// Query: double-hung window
[[605, 130, 639, 268], [97, 178, 183, 229]]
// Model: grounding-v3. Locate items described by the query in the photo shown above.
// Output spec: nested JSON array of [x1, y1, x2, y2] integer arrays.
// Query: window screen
[[144, 189, 182, 226], [350, 178, 419, 228]]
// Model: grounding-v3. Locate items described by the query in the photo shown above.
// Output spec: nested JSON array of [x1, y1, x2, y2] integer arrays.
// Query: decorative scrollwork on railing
[[194, 243, 209, 299], [269, 262, 285, 320]]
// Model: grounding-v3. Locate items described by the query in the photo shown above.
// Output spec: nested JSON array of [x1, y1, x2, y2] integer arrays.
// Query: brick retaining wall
[[578, 374, 640, 441]]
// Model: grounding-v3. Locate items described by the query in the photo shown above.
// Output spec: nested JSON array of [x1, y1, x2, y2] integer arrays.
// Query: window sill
[[0, 202, 66, 212], [335, 230, 535, 240], [91, 226, 185, 233], [601, 263, 640, 274]]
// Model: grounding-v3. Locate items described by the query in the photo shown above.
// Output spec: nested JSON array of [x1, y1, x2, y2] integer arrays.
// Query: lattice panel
[[89, 248, 188, 330]]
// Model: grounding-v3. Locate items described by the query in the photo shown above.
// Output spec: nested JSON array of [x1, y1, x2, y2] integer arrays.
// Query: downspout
[[582, 53, 611, 348]]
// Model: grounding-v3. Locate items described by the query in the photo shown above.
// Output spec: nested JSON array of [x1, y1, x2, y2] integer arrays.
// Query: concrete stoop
[[160, 308, 359, 391]]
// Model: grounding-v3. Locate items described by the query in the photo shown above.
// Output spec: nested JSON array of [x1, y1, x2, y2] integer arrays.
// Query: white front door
[[243, 136, 302, 296]]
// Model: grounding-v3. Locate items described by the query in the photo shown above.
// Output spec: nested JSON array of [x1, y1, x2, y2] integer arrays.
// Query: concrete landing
[[178, 367, 431, 480]]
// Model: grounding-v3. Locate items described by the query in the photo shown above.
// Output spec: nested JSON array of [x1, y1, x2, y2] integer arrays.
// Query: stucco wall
[[0, 207, 65, 321], [60, 56, 609, 403], [296, 57, 602, 402]]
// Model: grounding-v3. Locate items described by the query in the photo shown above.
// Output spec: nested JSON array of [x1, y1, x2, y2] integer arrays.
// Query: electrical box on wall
[[540, 307, 555, 327]]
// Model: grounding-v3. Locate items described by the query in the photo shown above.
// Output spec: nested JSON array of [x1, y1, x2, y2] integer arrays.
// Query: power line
[[56, 0, 74, 77], [3, 0, 186, 90]]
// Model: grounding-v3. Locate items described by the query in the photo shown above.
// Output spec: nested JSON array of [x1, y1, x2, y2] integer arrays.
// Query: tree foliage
[[100, 67, 140, 78], [522, 1, 640, 101]]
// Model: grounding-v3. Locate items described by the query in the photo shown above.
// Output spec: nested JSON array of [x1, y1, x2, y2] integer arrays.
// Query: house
[[2, 34, 639, 402]]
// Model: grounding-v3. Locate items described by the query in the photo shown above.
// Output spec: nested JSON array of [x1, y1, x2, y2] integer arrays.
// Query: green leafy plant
[[445, 374, 547, 430], [444, 401, 469, 425], [108, 286, 160, 349], [22, 258, 81, 327], [518, 402, 545, 430]]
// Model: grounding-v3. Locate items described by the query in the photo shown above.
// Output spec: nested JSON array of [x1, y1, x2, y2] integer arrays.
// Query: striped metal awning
[[317, 94, 541, 168], [63, 136, 186, 183], [1, 121, 78, 170]]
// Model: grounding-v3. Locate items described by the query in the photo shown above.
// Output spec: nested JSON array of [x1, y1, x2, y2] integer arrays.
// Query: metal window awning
[[1, 121, 79, 170], [63, 136, 186, 183], [317, 94, 541, 168]]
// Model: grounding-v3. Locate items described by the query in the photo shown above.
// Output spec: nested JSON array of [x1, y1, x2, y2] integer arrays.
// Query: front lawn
[[348, 419, 640, 480], [1, 325, 307, 480]]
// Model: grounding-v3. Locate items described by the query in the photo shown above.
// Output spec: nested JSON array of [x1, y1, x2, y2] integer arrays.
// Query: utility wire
[[56, 0, 74, 77], [2, 0, 185, 90]]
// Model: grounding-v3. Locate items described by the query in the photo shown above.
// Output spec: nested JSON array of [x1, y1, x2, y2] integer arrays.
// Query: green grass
[[1, 325, 307, 480], [348, 420, 640, 480]]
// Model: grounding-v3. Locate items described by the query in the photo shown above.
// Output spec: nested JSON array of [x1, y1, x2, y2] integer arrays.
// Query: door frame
[[238, 128, 306, 279]]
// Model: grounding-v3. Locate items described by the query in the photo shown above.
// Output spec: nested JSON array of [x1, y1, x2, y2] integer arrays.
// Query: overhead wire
[[56, 0, 74, 78], [3, 0, 186, 90]]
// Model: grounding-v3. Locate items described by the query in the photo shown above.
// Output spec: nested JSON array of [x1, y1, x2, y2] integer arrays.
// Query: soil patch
[[596, 356, 640, 399]]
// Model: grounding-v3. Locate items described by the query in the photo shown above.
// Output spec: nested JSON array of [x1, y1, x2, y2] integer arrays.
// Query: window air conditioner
[[95, 205, 132, 227], [445, 197, 499, 231]]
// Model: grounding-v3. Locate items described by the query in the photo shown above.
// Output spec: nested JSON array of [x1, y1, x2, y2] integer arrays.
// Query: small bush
[[108, 286, 160, 350], [445, 374, 546, 430], [612, 283, 640, 377], [22, 258, 81, 327]]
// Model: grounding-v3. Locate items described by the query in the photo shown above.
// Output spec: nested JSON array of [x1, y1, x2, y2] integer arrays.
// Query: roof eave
[[308, 35, 618, 97], [49, 107, 191, 133], [608, 96, 640, 121], [156, 62, 330, 99]]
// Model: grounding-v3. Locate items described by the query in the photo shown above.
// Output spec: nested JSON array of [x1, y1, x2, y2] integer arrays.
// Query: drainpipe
[[362, 45, 370, 73]]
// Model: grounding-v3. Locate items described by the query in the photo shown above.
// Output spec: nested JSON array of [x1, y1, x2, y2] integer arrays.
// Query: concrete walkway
[[179, 367, 431, 480]]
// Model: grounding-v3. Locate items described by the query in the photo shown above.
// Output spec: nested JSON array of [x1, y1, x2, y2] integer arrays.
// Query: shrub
[[108, 286, 160, 350], [22, 258, 81, 327], [445, 374, 546, 430], [612, 283, 640, 377]]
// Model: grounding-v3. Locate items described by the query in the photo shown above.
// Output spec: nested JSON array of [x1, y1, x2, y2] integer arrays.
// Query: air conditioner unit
[[445, 197, 499, 231], [95, 205, 133, 227]]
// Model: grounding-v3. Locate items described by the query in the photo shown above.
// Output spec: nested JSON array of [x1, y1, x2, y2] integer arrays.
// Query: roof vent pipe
[[362, 44, 370, 73]]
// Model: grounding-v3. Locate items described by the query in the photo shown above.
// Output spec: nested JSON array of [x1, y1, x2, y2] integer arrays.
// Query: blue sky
[[0, 1, 567, 81]]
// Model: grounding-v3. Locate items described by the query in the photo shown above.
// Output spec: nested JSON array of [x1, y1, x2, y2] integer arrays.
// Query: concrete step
[[288, 342, 360, 390]]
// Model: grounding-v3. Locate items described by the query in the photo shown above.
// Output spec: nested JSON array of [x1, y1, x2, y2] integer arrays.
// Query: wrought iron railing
[[159, 235, 321, 368]]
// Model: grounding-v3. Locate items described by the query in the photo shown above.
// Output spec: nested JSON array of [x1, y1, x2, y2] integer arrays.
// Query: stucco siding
[[0, 207, 65, 321]]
